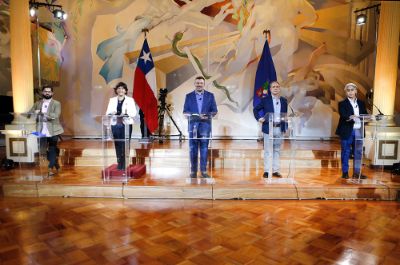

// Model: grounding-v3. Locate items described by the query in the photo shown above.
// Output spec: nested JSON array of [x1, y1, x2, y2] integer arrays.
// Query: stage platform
[[1, 139, 399, 200]]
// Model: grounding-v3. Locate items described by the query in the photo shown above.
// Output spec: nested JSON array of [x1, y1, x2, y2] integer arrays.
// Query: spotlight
[[52, 9, 67, 20], [356, 13, 367, 26], [29, 7, 36, 17]]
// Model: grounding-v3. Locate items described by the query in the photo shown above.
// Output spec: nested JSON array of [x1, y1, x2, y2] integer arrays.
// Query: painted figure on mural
[[105, 82, 137, 170], [253, 81, 288, 178], [183, 76, 218, 179], [29, 86, 64, 176], [335, 83, 368, 180]]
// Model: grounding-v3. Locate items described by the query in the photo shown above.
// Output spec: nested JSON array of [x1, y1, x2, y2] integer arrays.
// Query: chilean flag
[[133, 39, 158, 133]]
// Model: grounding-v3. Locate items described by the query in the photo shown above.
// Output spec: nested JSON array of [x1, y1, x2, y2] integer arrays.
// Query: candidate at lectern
[[335, 83, 368, 179], [105, 82, 137, 170], [253, 81, 287, 179], [183, 76, 218, 179], [30, 86, 64, 176]]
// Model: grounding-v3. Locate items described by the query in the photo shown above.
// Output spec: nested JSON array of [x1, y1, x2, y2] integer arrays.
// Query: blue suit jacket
[[253, 95, 288, 134], [335, 98, 367, 139], [183, 90, 218, 137]]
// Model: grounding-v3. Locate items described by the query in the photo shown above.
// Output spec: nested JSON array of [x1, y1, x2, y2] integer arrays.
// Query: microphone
[[372, 103, 384, 116], [288, 105, 296, 117], [366, 88, 384, 116], [366, 97, 384, 117]]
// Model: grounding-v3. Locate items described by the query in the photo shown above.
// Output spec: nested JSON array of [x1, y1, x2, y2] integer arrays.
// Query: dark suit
[[253, 96, 288, 134], [335, 98, 368, 174], [253, 95, 288, 173], [183, 90, 217, 173]]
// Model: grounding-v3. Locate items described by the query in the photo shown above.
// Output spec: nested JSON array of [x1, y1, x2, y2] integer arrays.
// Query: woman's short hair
[[114, 82, 128, 94]]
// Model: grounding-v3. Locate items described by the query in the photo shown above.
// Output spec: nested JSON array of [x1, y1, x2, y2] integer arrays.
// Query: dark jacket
[[253, 95, 288, 134], [183, 90, 218, 137], [335, 98, 367, 139]]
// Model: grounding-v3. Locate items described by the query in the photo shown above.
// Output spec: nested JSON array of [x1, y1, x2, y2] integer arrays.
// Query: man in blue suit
[[335, 83, 368, 179], [183, 76, 218, 178], [253, 81, 287, 178]]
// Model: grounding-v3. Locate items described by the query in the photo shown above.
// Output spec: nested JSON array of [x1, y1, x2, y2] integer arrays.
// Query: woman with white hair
[[335, 83, 368, 179]]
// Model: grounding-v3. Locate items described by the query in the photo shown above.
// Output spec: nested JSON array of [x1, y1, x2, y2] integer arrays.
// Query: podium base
[[102, 164, 146, 181], [185, 178, 215, 185], [263, 178, 296, 184]]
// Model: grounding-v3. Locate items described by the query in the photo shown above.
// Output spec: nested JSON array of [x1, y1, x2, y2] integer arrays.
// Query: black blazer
[[253, 95, 288, 134], [335, 98, 367, 139]]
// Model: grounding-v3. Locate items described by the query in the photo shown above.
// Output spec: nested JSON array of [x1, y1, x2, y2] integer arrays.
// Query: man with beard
[[183, 76, 218, 178], [30, 86, 64, 176]]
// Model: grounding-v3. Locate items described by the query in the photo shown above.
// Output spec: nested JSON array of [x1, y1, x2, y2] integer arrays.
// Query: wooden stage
[[1, 139, 399, 200]]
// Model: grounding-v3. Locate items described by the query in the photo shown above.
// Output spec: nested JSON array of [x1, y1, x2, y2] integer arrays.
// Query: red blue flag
[[133, 39, 158, 133]]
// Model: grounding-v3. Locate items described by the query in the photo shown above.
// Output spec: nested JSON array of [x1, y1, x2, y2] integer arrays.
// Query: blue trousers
[[189, 138, 209, 173], [340, 129, 362, 174], [189, 121, 210, 173]]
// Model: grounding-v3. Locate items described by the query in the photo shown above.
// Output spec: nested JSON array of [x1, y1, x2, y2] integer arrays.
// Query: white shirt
[[272, 96, 281, 123], [41, 99, 52, 136], [348, 98, 361, 129]]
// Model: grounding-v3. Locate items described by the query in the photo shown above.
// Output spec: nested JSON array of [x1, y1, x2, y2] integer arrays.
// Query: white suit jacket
[[106, 96, 137, 125]]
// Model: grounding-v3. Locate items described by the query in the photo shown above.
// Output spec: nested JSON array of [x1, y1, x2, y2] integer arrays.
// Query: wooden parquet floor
[[0, 198, 399, 265]]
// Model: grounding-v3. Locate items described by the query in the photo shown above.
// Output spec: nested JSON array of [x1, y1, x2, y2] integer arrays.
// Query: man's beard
[[43, 95, 52, 99]]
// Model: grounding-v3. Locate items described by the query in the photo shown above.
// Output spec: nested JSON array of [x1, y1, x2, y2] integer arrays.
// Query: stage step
[[74, 157, 343, 168], [67, 148, 345, 168]]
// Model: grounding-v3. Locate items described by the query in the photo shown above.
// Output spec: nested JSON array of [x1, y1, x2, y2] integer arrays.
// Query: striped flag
[[133, 39, 158, 133]]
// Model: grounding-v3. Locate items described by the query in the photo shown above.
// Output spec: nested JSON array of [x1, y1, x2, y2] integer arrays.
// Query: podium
[[350, 114, 399, 184], [0, 112, 56, 180], [263, 112, 298, 184], [185, 113, 215, 184], [101, 115, 132, 182]]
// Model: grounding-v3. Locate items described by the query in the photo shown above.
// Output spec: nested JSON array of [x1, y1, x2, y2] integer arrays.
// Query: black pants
[[111, 124, 132, 170], [139, 109, 151, 138], [39, 136, 59, 169]]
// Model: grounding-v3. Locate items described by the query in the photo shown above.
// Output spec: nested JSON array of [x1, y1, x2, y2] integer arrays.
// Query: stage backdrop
[[3, 0, 399, 138]]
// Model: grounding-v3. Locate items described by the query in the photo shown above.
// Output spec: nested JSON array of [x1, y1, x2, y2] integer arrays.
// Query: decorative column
[[2, 0, 37, 163], [365, 1, 400, 166], [373, 1, 400, 117]]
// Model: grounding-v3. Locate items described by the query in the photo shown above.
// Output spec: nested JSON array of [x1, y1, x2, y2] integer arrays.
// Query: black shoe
[[201, 172, 211, 178], [353, 173, 367, 179], [190, 172, 197, 178], [263, 172, 269, 178], [341, 172, 349, 179], [273, 172, 282, 178]]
